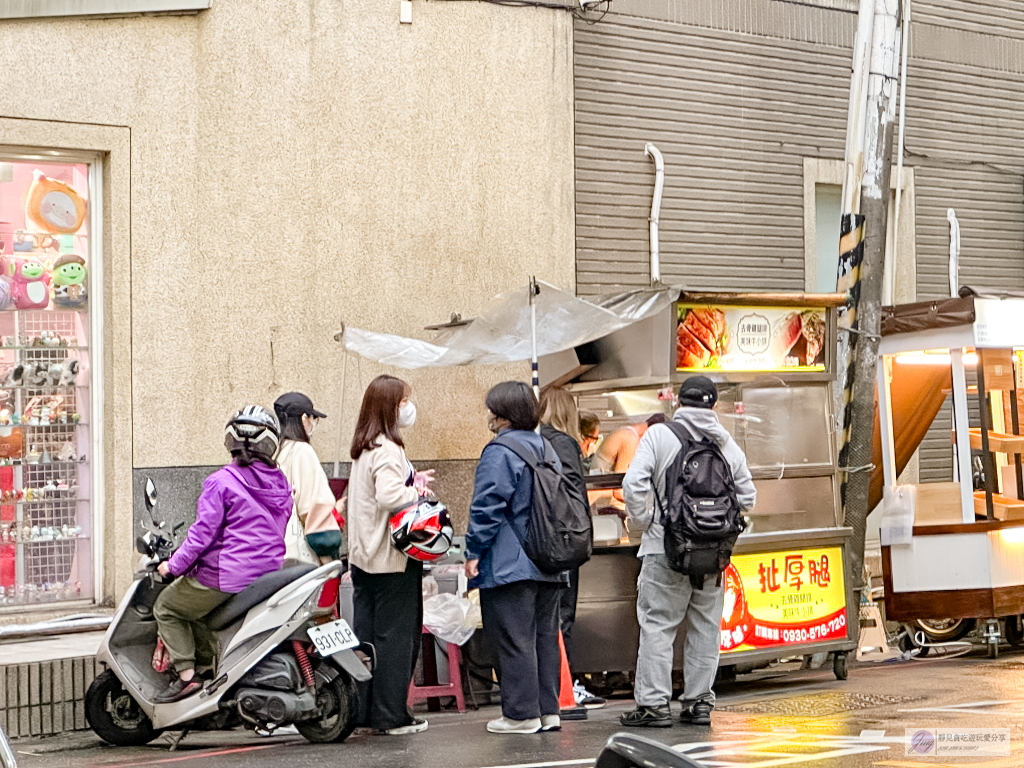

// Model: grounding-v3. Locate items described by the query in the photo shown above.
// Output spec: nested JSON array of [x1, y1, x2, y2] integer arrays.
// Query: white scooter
[[85, 480, 370, 747]]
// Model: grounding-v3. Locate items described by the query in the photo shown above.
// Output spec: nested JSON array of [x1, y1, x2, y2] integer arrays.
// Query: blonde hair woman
[[537, 387, 605, 709]]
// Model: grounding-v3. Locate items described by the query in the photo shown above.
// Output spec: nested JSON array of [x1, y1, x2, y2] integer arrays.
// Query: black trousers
[[352, 558, 423, 731], [559, 566, 580, 674], [480, 580, 561, 721]]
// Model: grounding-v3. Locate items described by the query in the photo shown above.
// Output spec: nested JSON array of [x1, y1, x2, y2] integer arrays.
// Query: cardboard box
[[912, 482, 964, 525]]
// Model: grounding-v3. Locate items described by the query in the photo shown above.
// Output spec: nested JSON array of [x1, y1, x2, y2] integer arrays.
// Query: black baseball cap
[[678, 376, 718, 409], [274, 392, 327, 419]]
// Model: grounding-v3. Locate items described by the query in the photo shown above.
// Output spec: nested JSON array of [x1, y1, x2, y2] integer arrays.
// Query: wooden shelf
[[968, 428, 1024, 455], [974, 491, 1024, 520]]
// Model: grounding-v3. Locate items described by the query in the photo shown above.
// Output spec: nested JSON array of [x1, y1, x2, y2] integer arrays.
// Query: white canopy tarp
[[342, 282, 678, 369]]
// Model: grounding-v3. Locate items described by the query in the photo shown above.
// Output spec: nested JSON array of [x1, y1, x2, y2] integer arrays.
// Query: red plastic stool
[[407, 626, 466, 713]]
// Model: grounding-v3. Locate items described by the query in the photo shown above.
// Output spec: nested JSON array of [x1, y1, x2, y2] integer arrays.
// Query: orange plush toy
[[24, 171, 87, 234]]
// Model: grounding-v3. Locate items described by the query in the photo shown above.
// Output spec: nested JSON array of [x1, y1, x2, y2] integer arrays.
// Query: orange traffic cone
[[558, 631, 587, 721]]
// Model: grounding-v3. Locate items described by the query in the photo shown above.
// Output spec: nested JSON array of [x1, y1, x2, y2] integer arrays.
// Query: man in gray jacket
[[620, 376, 756, 728]]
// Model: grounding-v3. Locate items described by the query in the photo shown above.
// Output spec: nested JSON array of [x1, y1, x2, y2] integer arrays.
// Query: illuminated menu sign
[[677, 304, 827, 372], [720, 546, 848, 654]]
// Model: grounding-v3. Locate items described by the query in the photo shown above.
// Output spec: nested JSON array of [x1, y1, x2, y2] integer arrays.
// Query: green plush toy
[[52, 254, 87, 309]]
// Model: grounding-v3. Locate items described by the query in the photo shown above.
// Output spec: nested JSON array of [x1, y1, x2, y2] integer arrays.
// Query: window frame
[[0, 0, 209, 20], [802, 157, 917, 305]]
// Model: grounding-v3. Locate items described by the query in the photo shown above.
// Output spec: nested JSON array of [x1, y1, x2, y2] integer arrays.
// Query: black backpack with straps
[[652, 422, 746, 589], [493, 434, 593, 574]]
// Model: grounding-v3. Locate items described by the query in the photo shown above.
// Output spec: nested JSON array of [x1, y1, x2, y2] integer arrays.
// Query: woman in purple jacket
[[152, 406, 294, 703]]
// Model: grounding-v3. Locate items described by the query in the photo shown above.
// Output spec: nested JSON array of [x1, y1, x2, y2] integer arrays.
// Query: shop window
[[0, 155, 96, 608]]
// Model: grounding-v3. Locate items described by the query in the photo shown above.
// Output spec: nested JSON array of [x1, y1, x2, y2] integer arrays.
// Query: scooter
[[85, 479, 370, 747]]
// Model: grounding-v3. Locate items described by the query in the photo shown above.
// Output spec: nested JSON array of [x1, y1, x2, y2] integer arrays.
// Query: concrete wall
[[0, 0, 575, 604]]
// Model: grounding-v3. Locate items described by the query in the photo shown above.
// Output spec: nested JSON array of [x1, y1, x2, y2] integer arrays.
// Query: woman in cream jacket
[[348, 375, 433, 735], [274, 392, 343, 563]]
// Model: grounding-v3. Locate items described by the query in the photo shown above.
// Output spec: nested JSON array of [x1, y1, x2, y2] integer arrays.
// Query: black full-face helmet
[[224, 405, 281, 461]]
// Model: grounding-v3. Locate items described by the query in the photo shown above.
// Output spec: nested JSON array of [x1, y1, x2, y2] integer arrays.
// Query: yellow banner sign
[[720, 546, 848, 654]]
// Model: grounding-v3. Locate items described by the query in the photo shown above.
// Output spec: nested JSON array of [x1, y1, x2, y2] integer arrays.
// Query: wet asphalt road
[[14, 648, 1024, 768]]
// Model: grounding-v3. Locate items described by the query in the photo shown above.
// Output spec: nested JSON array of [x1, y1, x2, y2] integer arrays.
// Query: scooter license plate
[[307, 618, 359, 656]]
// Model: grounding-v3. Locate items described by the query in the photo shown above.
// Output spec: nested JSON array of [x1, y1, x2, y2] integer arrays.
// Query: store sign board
[[0, 0, 210, 19], [720, 546, 847, 654], [974, 299, 1024, 348], [677, 304, 827, 372]]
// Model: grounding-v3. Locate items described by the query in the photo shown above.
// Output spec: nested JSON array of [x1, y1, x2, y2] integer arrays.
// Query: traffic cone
[[558, 631, 587, 721]]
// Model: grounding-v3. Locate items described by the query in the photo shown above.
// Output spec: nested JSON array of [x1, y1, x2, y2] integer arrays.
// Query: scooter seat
[[206, 564, 318, 631]]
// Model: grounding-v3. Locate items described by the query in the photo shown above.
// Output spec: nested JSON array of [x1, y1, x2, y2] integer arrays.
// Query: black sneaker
[[619, 705, 672, 728], [679, 701, 712, 726], [153, 677, 202, 704]]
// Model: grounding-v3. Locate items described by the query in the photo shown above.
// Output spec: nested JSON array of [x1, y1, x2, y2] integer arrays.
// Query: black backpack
[[652, 422, 746, 589], [493, 434, 593, 574]]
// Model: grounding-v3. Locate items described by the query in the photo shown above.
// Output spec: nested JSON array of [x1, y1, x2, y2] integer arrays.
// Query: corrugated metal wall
[[574, 1, 854, 294], [575, 0, 1024, 482]]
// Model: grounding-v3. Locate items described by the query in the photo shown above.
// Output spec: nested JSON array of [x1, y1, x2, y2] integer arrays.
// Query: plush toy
[[52, 254, 86, 309], [7, 257, 51, 310], [2, 365, 23, 388], [25, 363, 48, 387], [47, 363, 63, 387], [57, 359, 80, 386], [25, 171, 87, 235]]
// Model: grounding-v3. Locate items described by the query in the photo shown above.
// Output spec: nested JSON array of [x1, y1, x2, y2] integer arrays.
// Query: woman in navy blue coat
[[464, 381, 565, 734]]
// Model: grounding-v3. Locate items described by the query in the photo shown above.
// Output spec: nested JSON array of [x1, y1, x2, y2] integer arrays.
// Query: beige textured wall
[[0, 0, 574, 602], [0, 0, 575, 468]]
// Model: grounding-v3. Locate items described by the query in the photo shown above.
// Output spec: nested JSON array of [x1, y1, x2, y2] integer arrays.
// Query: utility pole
[[837, 0, 902, 591]]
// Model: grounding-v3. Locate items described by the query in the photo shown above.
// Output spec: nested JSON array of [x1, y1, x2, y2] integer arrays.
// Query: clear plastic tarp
[[342, 282, 678, 369]]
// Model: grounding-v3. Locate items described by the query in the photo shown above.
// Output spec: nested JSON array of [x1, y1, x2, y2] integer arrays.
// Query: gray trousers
[[634, 554, 724, 709]]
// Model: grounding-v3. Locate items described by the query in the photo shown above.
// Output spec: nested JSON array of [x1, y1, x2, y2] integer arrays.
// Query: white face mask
[[398, 401, 417, 429]]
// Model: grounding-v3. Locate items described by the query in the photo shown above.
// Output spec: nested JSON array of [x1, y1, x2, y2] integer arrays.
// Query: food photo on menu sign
[[676, 304, 827, 372]]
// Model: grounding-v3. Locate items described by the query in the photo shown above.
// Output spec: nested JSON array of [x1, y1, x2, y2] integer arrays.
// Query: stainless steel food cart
[[541, 291, 858, 682]]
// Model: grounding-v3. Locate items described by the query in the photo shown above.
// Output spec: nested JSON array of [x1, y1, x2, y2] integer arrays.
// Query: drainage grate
[[720, 692, 922, 716]]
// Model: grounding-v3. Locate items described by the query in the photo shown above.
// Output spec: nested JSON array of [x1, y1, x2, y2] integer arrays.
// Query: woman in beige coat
[[348, 375, 433, 735]]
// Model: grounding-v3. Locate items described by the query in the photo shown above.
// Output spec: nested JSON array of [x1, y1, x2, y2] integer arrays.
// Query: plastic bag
[[423, 593, 479, 646], [881, 485, 914, 547], [422, 574, 439, 600]]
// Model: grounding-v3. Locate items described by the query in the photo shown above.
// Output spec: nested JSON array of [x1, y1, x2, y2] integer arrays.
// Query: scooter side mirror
[[145, 479, 158, 511], [596, 733, 702, 768], [135, 536, 149, 555]]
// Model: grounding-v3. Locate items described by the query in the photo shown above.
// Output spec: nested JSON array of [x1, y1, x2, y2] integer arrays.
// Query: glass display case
[[0, 153, 95, 608]]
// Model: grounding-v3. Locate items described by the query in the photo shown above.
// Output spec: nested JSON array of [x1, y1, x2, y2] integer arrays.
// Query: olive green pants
[[153, 576, 232, 672]]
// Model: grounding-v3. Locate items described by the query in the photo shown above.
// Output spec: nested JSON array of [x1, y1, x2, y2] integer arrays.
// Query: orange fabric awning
[[869, 364, 952, 512]]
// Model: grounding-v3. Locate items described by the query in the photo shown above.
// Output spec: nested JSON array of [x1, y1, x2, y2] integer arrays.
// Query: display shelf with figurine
[[0, 155, 94, 609]]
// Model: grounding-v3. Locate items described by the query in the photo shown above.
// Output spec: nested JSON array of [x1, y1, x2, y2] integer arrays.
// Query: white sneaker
[[573, 680, 607, 709], [540, 714, 561, 732], [379, 718, 428, 735], [486, 716, 542, 734]]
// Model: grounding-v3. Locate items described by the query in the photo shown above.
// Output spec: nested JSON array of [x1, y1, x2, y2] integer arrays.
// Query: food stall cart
[[540, 291, 859, 682], [878, 290, 1024, 658]]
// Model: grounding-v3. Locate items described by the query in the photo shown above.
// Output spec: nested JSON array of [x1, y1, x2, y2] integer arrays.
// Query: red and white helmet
[[389, 498, 453, 562]]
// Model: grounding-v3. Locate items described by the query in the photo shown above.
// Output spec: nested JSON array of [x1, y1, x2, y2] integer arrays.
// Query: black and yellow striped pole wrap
[[836, 212, 866, 508]]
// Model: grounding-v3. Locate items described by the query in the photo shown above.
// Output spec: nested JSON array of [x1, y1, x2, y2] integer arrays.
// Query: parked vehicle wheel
[[833, 652, 848, 681], [85, 670, 161, 747], [295, 666, 358, 744], [1004, 616, 1023, 648], [912, 618, 975, 643]]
